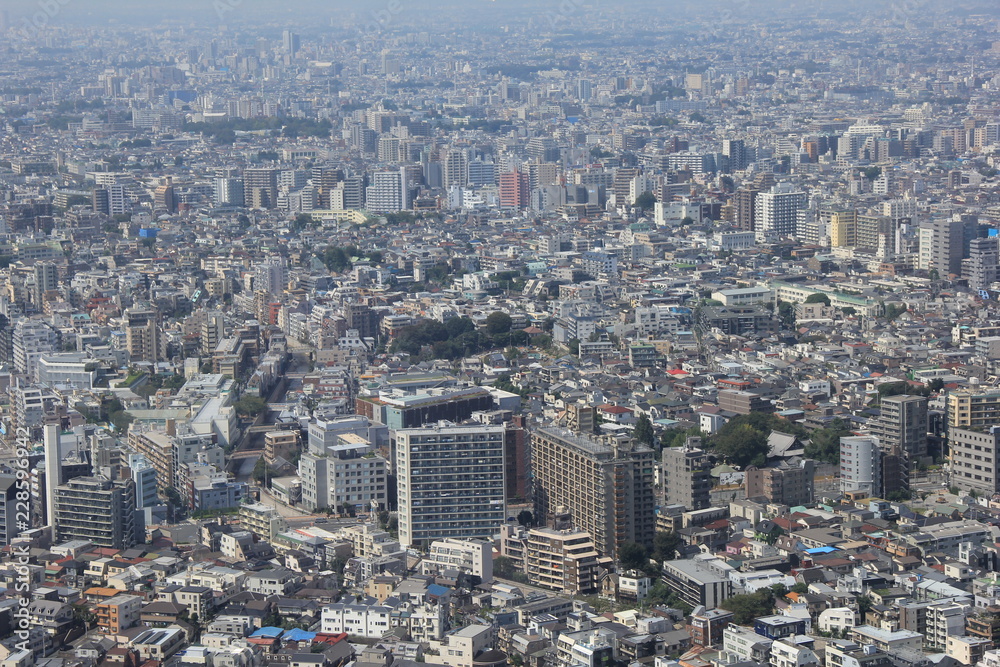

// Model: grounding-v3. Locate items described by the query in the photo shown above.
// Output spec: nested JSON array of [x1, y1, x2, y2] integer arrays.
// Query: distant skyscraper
[[282, 30, 300, 57], [721, 139, 747, 172]]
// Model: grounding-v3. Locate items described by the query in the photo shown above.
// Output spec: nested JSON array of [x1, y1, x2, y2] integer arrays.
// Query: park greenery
[[389, 316, 529, 361]]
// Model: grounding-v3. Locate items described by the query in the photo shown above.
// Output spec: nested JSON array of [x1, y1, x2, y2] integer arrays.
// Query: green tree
[[568, 338, 580, 356], [804, 293, 831, 305], [292, 213, 315, 231], [485, 312, 513, 335], [634, 191, 656, 211], [804, 417, 852, 464], [234, 395, 267, 417], [863, 166, 882, 181], [494, 556, 528, 583], [633, 414, 655, 447], [652, 530, 681, 562], [711, 422, 769, 468], [517, 510, 534, 528], [618, 542, 648, 572], [720, 589, 775, 624]]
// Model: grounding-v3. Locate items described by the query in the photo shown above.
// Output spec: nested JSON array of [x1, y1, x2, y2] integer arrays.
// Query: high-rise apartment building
[[243, 168, 279, 209], [499, 171, 530, 209], [366, 169, 410, 213], [442, 149, 469, 190], [662, 437, 712, 510], [200, 311, 226, 357], [12, 318, 59, 377], [254, 258, 287, 296], [213, 177, 244, 206], [395, 423, 506, 549], [127, 453, 159, 510], [526, 527, 602, 595], [0, 476, 22, 546], [921, 218, 964, 278], [298, 438, 387, 513], [754, 185, 807, 240], [948, 388, 1000, 429], [950, 427, 1000, 496], [33, 261, 58, 307], [532, 427, 655, 560], [840, 436, 882, 497], [963, 237, 999, 291], [54, 476, 138, 550], [721, 139, 747, 172], [125, 308, 162, 363], [870, 394, 928, 459], [733, 188, 759, 231]]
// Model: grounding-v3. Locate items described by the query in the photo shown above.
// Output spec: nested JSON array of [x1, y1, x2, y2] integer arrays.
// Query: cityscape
[[1, 3, 1000, 667]]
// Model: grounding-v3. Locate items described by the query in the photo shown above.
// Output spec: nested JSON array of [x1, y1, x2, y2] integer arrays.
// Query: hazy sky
[[2, 0, 997, 27]]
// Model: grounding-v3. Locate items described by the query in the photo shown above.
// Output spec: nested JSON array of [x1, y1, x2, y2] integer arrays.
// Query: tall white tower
[[44, 423, 61, 537]]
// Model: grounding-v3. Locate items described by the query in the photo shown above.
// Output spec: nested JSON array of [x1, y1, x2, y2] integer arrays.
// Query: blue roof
[[282, 628, 316, 642], [427, 584, 450, 597], [804, 546, 838, 555], [251, 627, 283, 638]]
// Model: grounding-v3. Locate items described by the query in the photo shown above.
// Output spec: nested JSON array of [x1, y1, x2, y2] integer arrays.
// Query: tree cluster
[[720, 588, 777, 624], [390, 317, 527, 361]]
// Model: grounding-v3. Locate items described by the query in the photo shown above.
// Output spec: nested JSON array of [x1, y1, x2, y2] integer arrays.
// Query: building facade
[[532, 426, 655, 560], [395, 423, 506, 549]]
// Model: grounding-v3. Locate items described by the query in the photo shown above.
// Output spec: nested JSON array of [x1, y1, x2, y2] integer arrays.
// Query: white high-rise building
[[128, 453, 159, 509], [366, 169, 410, 213], [395, 423, 505, 549], [840, 436, 882, 497], [754, 184, 807, 242], [13, 319, 59, 377], [442, 149, 469, 190]]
